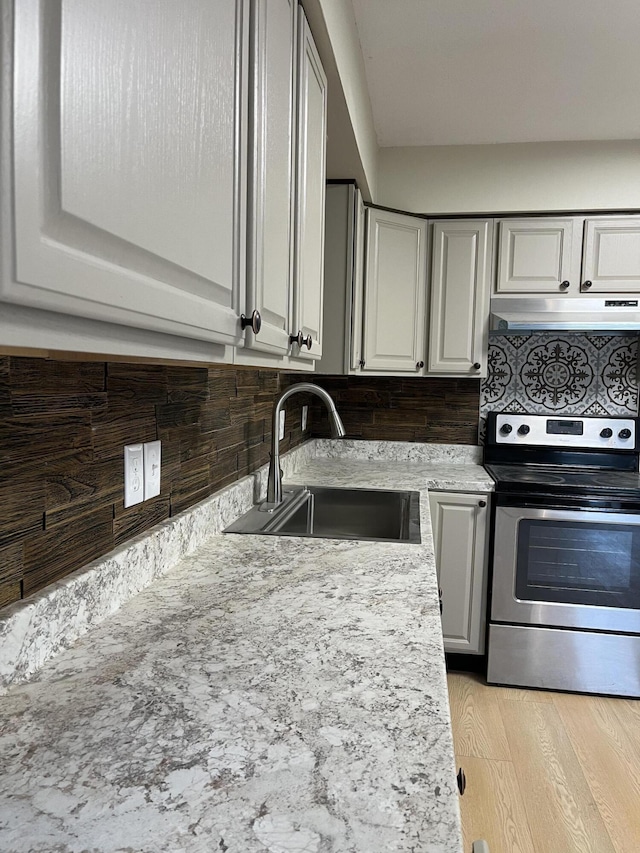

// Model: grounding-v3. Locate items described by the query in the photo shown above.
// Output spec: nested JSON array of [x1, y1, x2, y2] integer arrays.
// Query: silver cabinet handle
[[289, 330, 312, 350], [559, 280, 570, 290], [240, 310, 261, 334], [582, 280, 593, 290]]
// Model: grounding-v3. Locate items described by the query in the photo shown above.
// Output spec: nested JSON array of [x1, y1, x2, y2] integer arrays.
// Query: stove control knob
[[619, 428, 632, 440], [499, 424, 513, 435], [518, 424, 530, 436], [600, 428, 613, 439]]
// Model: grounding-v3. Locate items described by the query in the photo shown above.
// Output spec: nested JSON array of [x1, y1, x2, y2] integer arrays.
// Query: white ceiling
[[350, 0, 640, 147]]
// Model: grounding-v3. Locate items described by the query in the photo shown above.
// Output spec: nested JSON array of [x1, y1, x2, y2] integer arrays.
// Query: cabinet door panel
[[582, 218, 640, 292], [244, 0, 296, 354], [8, 0, 247, 344], [496, 218, 582, 294], [291, 9, 327, 361], [362, 209, 427, 373], [429, 491, 489, 655], [428, 220, 492, 376]]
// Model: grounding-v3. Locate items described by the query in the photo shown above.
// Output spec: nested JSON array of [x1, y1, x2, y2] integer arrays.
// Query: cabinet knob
[[559, 280, 570, 290], [359, 358, 366, 369], [416, 360, 424, 370], [473, 362, 481, 370], [438, 587, 443, 615], [582, 280, 593, 290], [240, 310, 261, 335], [478, 500, 487, 507], [457, 767, 466, 795], [289, 330, 313, 350]]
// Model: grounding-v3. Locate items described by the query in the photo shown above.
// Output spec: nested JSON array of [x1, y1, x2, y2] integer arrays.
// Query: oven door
[[492, 503, 640, 633]]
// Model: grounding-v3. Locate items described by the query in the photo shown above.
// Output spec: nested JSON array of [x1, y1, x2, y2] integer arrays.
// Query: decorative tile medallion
[[520, 339, 593, 410], [480, 332, 639, 439]]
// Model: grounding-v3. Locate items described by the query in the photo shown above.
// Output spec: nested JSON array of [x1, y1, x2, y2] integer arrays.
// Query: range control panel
[[494, 414, 637, 450]]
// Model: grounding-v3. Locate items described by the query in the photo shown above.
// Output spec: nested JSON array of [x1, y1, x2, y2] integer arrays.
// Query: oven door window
[[516, 518, 640, 609]]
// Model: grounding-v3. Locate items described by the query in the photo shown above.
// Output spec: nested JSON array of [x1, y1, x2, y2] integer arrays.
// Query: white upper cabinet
[[361, 208, 428, 374], [241, 0, 327, 366], [582, 218, 640, 293], [495, 218, 582, 295], [244, 0, 296, 356], [428, 220, 493, 377], [496, 215, 640, 297], [290, 9, 328, 362], [5, 0, 249, 346]]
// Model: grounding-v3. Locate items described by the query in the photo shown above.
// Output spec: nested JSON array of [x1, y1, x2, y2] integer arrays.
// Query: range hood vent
[[491, 297, 640, 332]]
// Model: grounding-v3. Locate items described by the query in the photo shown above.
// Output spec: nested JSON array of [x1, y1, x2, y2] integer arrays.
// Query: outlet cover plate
[[124, 444, 144, 507], [143, 440, 161, 500]]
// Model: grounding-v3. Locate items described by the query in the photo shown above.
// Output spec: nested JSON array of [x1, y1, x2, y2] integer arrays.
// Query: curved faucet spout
[[264, 383, 345, 508]]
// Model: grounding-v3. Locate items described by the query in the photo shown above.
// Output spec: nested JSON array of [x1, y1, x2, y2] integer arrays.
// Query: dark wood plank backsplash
[[0, 356, 480, 612], [295, 375, 481, 445], [0, 357, 313, 610]]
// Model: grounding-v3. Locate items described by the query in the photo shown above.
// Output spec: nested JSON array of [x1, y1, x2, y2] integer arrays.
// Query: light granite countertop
[[0, 441, 492, 853]]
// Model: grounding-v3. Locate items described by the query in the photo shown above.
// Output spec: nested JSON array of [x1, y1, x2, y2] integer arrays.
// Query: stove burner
[[506, 470, 565, 485]]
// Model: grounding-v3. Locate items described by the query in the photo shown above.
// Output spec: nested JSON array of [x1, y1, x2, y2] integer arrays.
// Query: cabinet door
[[428, 220, 493, 377], [244, 0, 296, 355], [429, 491, 490, 655], [496, 218, 582, 295], [582, 218, 640, 293], [361, 209, 428, 373], [290, 9, 327, 361], [6, 0, 248, 345]]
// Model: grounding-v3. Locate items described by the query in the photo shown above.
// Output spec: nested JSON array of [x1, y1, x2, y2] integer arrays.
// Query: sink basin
[[224, 485, 421, 544]]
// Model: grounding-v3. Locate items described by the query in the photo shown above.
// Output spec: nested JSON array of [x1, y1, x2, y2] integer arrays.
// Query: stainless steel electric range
[[484, 411, 640, 697]]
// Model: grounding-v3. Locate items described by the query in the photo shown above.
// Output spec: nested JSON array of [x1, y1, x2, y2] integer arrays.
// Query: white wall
[[377, 140, 640, 214], [316, 0, 378, 199]]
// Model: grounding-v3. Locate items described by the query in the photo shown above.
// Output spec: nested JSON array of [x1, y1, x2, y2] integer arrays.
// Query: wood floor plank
[[553, 693, 640, 853], [456, 754, 535, 853], [499, 698, 616, 853], [610, 697, 640, 753], [450, 669, 554, 704], [447, 673, 512, 760]]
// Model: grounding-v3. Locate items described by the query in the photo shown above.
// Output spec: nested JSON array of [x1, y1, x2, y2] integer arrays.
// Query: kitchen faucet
[[264, 382, 346, 508]]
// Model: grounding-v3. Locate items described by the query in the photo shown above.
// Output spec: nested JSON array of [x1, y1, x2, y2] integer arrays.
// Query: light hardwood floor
[[447, 672, 640, 853]]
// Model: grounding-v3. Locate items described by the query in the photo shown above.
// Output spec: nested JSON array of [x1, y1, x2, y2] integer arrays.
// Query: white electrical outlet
[[279, 409, 286, 440], [143, 440, 161, 500], [124, 444, 144, 508], [301, 405, 308, 431]]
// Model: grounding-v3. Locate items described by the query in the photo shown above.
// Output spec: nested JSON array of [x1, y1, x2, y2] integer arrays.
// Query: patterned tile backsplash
[[480, 332, 639, 435]]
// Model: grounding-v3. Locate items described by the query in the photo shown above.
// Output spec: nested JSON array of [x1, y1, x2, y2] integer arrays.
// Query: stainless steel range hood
[[491, 297, 640, 331]]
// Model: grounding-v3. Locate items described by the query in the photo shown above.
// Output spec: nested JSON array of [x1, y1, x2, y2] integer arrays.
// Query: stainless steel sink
[[224, 485, 421, 544]]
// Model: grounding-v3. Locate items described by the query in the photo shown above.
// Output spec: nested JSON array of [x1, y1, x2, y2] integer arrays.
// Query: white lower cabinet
[[429, 491, 491, 655]]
